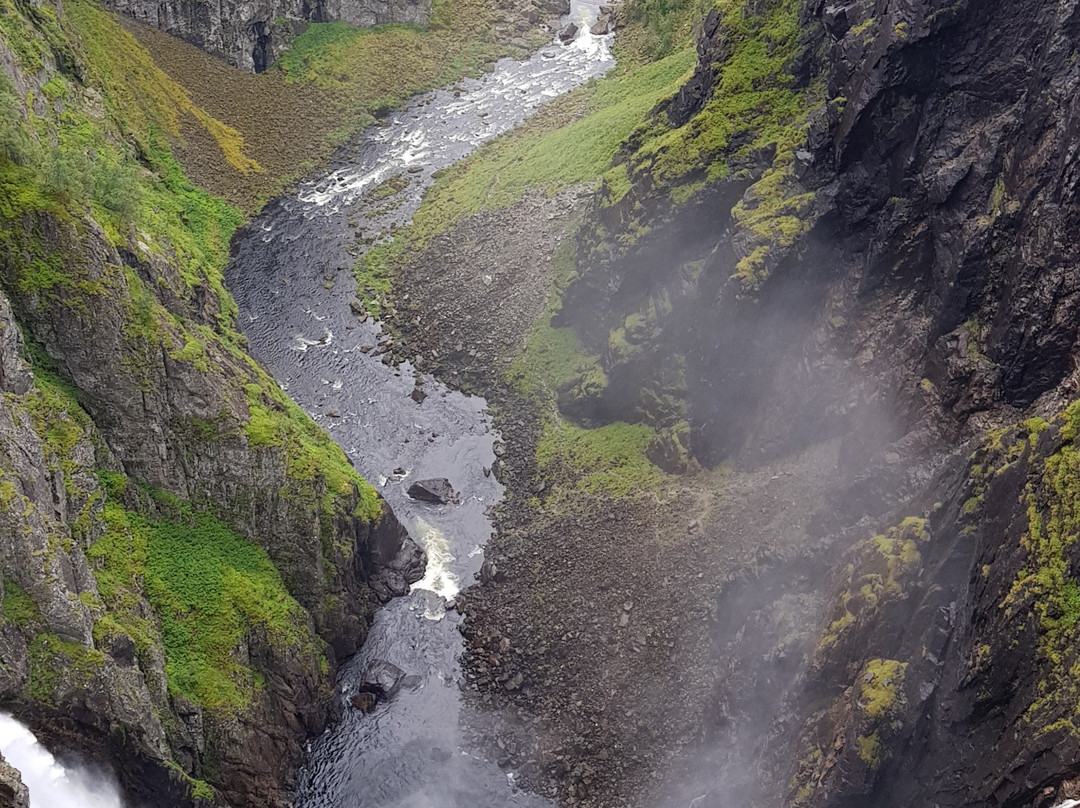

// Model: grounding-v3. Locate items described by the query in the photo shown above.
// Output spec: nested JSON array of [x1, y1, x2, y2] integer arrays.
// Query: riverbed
[[224, 8, 614, 807]]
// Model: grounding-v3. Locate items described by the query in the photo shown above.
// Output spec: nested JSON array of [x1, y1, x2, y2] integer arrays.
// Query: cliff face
[[104, 0, 431, 71], [556, 0, 1080, 804], [0, 1, 419, 805]]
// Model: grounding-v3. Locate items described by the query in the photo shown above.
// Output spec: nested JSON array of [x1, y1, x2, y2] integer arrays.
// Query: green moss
[[855, 732, 881, 767], [243, 383, 382, 523], [850, 17, 876, 37], [2, 581, 42, 628], [168, 334, 210, 372], [145, 510, 308, 711], [28, 633, 105, 703], [858, 658, 906, 718], [535, 420, 667, 498], [820, 517, 929, 651]]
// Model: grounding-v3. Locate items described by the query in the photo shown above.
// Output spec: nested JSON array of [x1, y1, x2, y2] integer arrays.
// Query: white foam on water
[[410, 516, 461, 600], [0, 713, 125, 808], [295, 25, 613, 211]]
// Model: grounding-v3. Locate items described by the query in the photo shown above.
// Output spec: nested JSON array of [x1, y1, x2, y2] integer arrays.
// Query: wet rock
[[589, 14, 612, 35], [0, 754, 27, 808], [369, 537, 427, 602], [558, 21, 578, 42], [411, 386, 428, 404], [359, 659, 408, 699], [350, 692, 378, 714], [407, 478, 458, 504]]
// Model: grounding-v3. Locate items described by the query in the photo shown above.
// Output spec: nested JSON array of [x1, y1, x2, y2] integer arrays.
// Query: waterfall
[[0, 713, 125, 808]]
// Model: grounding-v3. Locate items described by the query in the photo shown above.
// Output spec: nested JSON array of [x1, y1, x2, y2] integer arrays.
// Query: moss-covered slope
[[0, 0, 411, 805]]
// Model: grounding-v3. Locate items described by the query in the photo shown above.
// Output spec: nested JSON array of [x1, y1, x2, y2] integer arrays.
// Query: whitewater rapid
[[0, 714, 124, 808]]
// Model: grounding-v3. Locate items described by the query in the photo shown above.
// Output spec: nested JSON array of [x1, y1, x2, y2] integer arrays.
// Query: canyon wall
[[0, 1, 419, 805], [104, 0, 431, 71], [553, 0, 1080, 804]]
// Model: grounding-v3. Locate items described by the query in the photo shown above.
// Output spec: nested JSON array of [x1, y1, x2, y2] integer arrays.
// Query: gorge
[[4, 0, 1080, 806]]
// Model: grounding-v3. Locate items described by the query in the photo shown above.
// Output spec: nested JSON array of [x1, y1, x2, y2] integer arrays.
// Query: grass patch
[[276, 0, 548, 133], [536, 420, 666, 497], [353, 43, 695, 310], [88, 488, 314, 712], [243, 383, 382, 523], [2, 581, 42, 628], [145, 510, 308, 711], [408, 46, 696, 246]]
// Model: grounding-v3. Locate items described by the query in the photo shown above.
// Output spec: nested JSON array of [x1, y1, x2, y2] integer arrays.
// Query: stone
[[0, 754, 27, 808], [558, 22, 578, 42], [359, 659, 408, 699], [407, 478, 458, 504], [350, 692, 378, 714]]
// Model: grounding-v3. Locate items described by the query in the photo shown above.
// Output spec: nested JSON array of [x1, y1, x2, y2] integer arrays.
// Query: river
[[223, 7, 614, 808]]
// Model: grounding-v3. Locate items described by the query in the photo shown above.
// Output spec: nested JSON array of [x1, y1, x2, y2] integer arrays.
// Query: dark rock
[[407, 478, 458, 504], [350, 692, 378, 714], [558, 21, 578, 42], [589, 14, 612, 35], [411, 386, 428, 404], [101, 0, 432, 71], [369, 537, 427, 602], [358, 659, 407, 699]]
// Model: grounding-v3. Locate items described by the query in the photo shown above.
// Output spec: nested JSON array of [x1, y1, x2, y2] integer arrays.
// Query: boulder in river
[[407, 478, 458, 504], [590, 14, 613, 35], [558, 22, 578, 42], [360, 659, 408, 699], [369, 537, 427, 602], [350, 692, 378, 714]]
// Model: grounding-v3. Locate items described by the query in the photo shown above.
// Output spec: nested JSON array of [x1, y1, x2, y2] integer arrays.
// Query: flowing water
[[0, 713, 124, 808], [225, 8, 614, 807]]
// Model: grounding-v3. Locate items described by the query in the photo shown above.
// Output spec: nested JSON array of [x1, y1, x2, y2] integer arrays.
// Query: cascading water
[[225, 6, 614, 807], [0, 714, 124, 808]]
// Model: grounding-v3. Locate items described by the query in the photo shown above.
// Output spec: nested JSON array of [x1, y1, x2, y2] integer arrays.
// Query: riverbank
[[377, 188, 845, 803], [124, 0, 565, 210]]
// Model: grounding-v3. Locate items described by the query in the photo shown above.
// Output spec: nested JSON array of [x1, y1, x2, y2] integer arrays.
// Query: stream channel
[[225, 7, 614, 807]]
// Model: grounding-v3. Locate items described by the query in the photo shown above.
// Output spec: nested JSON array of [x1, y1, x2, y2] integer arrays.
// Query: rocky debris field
[[386, 188, 591, 393], [379, 191, 848, 806]]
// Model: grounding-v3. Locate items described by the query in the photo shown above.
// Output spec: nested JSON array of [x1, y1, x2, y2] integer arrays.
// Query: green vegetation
[[858, 658, 906, 719], [536, 420, 666, 497], [65, 0, 258, 173], [622, 0, 706, 60], [277, 0, 548, 130], [2, 581, 42, 628], [819, 517, 929, 651], [88, 484, 314, 712], [28, 633, 106, 703], [402, 47, 697, 250], [602, 0, 824, 288], [244, 383, 382, 524], [146, 509, 308, 710]]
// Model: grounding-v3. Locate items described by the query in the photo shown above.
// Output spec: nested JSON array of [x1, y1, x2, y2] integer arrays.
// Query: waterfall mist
[[0, 713, 125, 808]]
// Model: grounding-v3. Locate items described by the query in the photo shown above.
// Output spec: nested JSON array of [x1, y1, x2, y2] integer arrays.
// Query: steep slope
[[104, 0, 432, 71], [548, 0, 1080, 805], [351, 0, 1080, 805], [0, 1, 419, 805]]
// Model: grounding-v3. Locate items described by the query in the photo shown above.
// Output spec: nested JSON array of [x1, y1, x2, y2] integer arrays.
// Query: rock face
[[0, 3, 419, 806], [0, 755, 28, 808], [104, 0, 431, 71], [552, 0, 1080, 805]]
